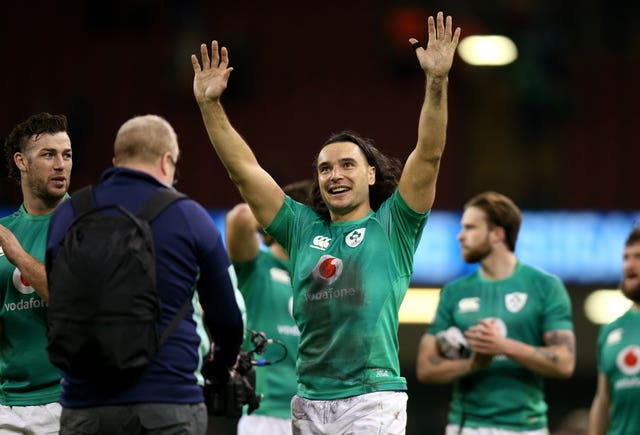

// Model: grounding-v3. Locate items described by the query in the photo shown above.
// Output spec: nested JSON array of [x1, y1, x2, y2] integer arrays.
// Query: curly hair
[[310, 131, 402, 219], [4, 113, 68, 183]]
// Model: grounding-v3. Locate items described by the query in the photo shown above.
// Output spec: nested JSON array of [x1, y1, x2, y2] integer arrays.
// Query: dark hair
[[464, 191, 522, 252], [283, 179, 313, 205], [4, 113, 68, 183], [310, 131, 402, 219], [625, 227, 640, 247]]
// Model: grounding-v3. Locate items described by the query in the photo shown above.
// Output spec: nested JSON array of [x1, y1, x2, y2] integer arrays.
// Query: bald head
[[114, 115, 179, 166]]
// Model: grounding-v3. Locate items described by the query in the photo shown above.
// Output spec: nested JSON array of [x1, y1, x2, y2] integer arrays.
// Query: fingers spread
[[190, 54, 201, 72], [436, 11, 445, 39]]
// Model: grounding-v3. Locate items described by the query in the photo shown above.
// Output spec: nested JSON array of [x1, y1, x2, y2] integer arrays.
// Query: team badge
[[345, 228, 366, 248], [616, 345, 640, 376], [505, 292, 527, 313]]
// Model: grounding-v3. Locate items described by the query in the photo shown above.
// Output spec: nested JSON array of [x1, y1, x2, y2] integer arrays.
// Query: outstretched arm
[[0, 225, 49, 301], [192, 41, 284, 227], [399, 12, 460, 212]]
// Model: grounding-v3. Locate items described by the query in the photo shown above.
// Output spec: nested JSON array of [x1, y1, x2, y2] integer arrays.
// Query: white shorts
[[0, 403, 61, 435], [291, 391, 407, 435], [237, 414, 292, 435], [445, 424, 549, 435]]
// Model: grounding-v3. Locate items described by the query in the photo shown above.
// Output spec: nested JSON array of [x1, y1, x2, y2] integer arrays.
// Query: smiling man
[[0, 112, 72, 433], [192, 11, 460, 434]]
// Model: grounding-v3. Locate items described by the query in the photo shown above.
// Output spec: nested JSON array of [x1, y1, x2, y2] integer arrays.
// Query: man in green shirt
[[192, 11, 460, 434], [416, 191, 576, 434], [0, 113, 72, 433], [589, 227, 640, 435], [226, 180, 312, 435]]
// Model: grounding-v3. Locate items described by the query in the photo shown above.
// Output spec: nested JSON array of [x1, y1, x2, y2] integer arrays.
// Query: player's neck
[[479, 251, 517, 281], [21, 191, 63, 216]]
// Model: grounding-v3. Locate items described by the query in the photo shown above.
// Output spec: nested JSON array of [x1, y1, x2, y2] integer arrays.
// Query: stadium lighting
[[457, 35, 518, 66], [399, 288, 441, 324], [584, 289, 633, 325]]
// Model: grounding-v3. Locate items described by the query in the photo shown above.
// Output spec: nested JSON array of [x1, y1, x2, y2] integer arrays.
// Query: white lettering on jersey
[[310, 235, 331, 251], [270, 267, 291, 285], [458, 297, 480, 313], [277, 324, 300, 336], [607, 328, 623, 345]]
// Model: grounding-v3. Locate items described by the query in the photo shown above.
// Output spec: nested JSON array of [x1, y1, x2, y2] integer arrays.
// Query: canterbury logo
[[310, 235, 331, 251], [0, 246, 4, 257]]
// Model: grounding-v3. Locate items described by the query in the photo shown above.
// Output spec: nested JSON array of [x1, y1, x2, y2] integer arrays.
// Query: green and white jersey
[[428, 262, 573, 431], [234, 250, 299, 418], [0, 206, 61, 405], [266, 191, 428, 400], [596, 308, 640, 435]]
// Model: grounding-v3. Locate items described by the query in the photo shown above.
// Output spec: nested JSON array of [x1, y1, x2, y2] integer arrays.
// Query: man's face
[[457, 206, 493, 264], [17, 131, 72, 202], [622, 241, 640, 303], [316, 141, 375, 220]]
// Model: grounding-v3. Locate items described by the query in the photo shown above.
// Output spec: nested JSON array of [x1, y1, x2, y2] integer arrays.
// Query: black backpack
[[47, 186, 190, 381]]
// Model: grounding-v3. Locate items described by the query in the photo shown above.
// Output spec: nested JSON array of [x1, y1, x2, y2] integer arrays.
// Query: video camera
[[203, 330, 288, 418]]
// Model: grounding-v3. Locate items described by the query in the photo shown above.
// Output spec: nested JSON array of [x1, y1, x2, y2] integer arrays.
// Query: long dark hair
[[310, 131, 402, 219]]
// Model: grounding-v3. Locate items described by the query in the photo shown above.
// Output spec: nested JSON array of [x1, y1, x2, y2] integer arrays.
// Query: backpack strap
[[70, 186, 96, 216], [136, 187, 192, 347], [136, 188, 187, 222], [158, 290, 196, 346]]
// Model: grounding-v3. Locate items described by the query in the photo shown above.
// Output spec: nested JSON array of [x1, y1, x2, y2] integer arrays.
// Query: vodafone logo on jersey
[[616, 345, 640, 376], [312, 255, 343, 285], [12, 268, 35, 295]]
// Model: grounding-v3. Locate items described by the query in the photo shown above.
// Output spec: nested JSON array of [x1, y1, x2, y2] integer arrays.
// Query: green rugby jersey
[[0, 205, 61, 405], [266, 191, 428, 400], [234, 250, 299, 418], [596, 308, 640, 435], [428, 262, 573, 431]]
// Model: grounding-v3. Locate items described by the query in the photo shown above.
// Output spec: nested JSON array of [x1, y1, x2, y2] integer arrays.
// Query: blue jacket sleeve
[[190, 205, 244, 368]]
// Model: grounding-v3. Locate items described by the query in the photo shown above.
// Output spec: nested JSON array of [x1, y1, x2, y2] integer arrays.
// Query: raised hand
[[191, 41, 234, 104], [409, 11, 461, 78]]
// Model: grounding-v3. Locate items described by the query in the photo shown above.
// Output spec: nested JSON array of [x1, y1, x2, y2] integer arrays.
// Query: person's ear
[[14, 152, 26, 172], [368, 166, 376, 186]]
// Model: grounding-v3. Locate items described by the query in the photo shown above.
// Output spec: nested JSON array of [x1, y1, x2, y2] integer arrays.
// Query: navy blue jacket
[[45, 167, 243, 407]]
